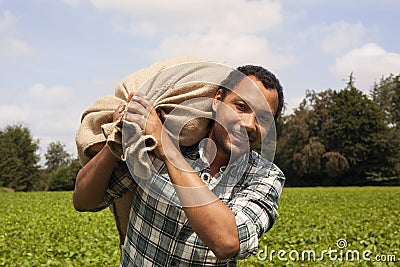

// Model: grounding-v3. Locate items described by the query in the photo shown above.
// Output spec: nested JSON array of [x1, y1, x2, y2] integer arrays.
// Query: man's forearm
[[125, 91, 240, 258], [73, 144, 119, 211], [162, 141, 240, 259]]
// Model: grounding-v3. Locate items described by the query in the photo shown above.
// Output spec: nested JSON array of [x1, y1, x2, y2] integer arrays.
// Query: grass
[[0, 191, 120, 266], [240, 187, 400, 267], [1, 187, 399, 266]]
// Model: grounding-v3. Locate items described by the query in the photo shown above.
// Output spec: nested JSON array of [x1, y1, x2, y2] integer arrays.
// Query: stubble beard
[[210, 123, 249, 163]]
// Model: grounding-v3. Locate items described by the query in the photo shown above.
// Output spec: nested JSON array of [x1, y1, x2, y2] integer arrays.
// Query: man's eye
[[235, 103, 246, 111]]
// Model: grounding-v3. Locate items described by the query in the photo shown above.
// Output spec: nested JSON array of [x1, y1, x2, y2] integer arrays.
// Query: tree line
[[275, 73, 400, 186], [1, 73, 399, 191], [0, 126, 80, 191]]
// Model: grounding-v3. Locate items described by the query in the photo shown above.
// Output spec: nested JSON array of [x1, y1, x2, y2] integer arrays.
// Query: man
[[73, 64, 285, 266]]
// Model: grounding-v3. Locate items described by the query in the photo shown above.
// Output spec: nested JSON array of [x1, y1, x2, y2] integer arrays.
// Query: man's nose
[[241, 113, 257, 133]]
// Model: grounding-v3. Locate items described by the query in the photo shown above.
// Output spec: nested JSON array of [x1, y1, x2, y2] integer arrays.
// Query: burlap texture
[[75, 55, 231, 245]]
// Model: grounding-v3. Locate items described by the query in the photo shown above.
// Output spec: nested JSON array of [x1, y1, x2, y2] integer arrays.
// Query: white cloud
[[150, 32, 297, 70], [319, 21, 367, 55], [31, 108, 81, 156], [0, 10, 15, 33], [89, 0, 295, 70], [28, 83, 75, 107], [0, 37, 33, 59], [302, 21, 367, 56], [20, 83, 80, 156], [62, 0, 81, 6], [1, 80, 89, 157], [331, 43, 400, 91], [0, 11, 34, 59], [284, 96, 304, 115], [0, 105, 30, 126], [91, 0, 282, 36], [53, 114, 81, 133]]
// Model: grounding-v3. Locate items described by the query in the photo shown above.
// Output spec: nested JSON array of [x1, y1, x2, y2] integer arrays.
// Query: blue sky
[[1, 0, 399, 160]]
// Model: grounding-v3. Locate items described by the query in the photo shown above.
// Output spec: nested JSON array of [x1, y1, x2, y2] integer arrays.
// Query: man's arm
[[73, 143, 119, 211], [126, 93, 240, 259], [73, 104, 126, 212], [167, 150, 284, 260], [164, 144, 240, 259]]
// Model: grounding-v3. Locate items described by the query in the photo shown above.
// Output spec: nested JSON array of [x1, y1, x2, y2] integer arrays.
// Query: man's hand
[[113, 104, 126, 123], [125, 92, 171, 160]]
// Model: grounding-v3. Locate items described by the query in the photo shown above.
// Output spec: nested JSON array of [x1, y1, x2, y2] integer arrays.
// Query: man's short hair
[[218, 65, 284, 120]]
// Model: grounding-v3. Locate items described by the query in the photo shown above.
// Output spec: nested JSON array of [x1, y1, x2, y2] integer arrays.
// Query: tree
[[276, 90, 340, 185], [45, 141, 72, 171], [48, 158, 81, 191], [275, 102, 311, 185], [0, 124, 40, 191], [276, 74, 400, 186], [0, 141, 25, 187], [371, 74, 400, 129], [322, 152, 349, 179], [370, 74, 400, 183], [292, 138, 326, 177], [43, 141, 82, 191], [321, 85, 395, 183]]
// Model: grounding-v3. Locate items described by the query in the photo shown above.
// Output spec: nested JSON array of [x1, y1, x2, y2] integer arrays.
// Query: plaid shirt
[[96, 145, 285, 266]]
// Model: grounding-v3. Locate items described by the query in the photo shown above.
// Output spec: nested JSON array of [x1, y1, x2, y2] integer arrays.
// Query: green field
[[1, 187, 399, 266]]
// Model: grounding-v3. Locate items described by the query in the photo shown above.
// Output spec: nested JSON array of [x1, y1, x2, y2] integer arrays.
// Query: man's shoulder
[[248, 150, 285, 178]]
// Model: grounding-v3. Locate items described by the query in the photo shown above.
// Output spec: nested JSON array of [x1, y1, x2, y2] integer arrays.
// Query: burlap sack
[[75, 56, 231, 245]]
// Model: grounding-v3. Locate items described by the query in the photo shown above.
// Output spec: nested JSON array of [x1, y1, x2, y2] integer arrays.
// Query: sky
[[1, 0, 399, 161]]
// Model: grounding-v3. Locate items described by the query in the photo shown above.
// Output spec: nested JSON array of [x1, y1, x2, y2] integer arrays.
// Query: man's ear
[[212, 89, 223, 112]]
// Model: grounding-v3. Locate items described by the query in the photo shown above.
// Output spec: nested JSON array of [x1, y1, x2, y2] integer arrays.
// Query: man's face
[[210, 75, 279, 158]]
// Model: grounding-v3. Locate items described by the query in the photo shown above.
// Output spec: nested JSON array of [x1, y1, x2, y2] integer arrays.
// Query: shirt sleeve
[[90, 161, 137, 212], [227, 163, 285, 259]]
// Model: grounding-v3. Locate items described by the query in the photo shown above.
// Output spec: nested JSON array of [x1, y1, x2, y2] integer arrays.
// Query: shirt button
[[201, 172, 210, 182]]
